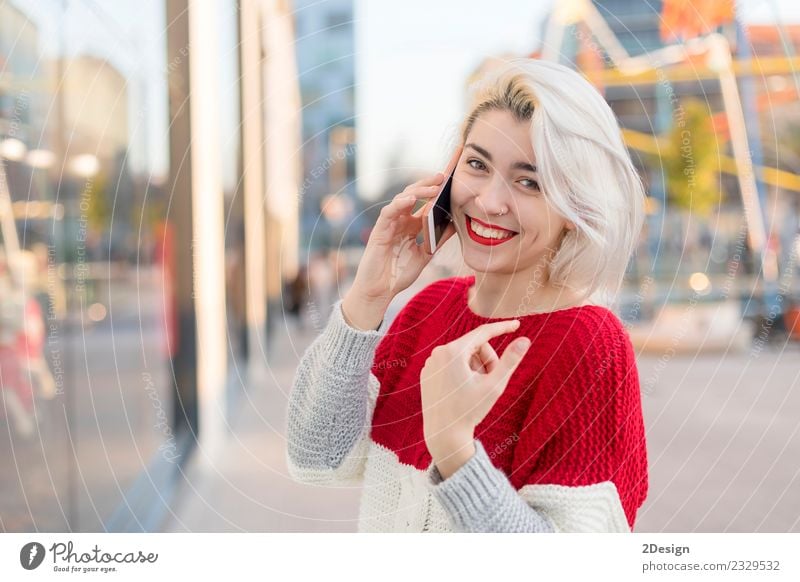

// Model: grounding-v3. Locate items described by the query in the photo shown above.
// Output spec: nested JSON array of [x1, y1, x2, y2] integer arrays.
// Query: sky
[[354, 0, 800, 201]]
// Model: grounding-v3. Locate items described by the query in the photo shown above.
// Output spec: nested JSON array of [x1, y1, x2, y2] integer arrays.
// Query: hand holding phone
[[422, 145, 462, 255], [343, 147, 463, 315]]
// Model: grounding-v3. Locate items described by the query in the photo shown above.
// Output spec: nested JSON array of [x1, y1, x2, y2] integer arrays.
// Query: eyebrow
[[465, 143, 537, 173]]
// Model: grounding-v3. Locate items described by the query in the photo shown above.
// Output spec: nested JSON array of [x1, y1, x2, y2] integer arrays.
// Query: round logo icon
[[20, 542, 46, 570]]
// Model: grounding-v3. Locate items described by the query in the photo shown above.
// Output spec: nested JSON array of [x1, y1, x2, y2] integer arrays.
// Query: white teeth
[[469, 218, 515, 240]]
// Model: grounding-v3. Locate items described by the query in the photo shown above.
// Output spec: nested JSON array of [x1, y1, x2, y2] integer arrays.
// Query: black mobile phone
[[429, 170, 454, 251], [422, 146, 462, 254]]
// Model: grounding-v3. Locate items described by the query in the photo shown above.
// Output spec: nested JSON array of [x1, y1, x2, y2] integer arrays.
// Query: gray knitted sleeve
[[285, 298, 386, 486], [426, 439, 556, 533], [285, 294, 557, 532]]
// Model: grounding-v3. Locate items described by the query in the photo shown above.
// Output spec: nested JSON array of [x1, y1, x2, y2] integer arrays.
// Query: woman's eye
[[519, 178, 540, 191], [467, 159, 486, 171]]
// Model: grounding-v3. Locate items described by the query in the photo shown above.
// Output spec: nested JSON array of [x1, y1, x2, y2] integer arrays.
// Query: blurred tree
[[85, 172, 110, 235], [656, 98, 722, 218]]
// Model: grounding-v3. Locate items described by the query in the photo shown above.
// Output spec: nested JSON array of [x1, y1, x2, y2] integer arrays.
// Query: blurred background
[[0, 0, 798, 533]]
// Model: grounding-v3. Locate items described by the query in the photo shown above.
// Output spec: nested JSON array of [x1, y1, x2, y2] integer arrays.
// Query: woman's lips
[[465, 215, 518, 246]]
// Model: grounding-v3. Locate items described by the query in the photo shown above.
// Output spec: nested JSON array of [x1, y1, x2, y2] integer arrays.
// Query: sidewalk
[[162, 312, 364, 532]]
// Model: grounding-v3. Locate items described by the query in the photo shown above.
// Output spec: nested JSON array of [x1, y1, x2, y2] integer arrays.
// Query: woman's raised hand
[[360, 175, 456, 296], [341, 166, 460, 331], [419, 320, 532, 476], [341, 148, 461, 330]]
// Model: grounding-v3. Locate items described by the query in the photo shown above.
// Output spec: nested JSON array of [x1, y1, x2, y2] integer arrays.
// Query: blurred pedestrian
[[286, 264, 309, 330], [308, 251, 334, 327]]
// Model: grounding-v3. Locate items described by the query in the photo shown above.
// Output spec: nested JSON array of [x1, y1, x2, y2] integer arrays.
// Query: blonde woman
[[286, 58, 648, 532]]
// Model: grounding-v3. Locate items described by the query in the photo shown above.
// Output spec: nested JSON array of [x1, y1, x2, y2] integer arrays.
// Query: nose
[[473, 175, 511, 218]]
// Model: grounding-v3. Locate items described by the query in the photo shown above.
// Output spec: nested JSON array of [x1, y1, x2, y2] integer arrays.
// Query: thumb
[[493, 336, 531, 382]]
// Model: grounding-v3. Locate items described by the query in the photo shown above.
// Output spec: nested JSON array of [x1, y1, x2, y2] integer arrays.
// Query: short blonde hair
[[460, 58, 645, 307]]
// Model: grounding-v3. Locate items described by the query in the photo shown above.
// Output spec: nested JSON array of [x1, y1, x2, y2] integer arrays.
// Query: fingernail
[[513, 338, 531, 354], [403, 195, 415, 202]]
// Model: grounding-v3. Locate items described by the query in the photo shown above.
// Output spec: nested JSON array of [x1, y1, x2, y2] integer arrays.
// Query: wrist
[[430, 439, 477, 480], [426, 425, 473, 460], [341, 291, 391, 331]]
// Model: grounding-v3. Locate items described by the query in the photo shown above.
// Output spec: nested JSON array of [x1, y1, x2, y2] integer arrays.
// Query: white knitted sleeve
[[285, 298, 385, 487]]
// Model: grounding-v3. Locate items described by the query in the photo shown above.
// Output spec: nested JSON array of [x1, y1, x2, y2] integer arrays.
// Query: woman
[[286, 58, 648, 532]]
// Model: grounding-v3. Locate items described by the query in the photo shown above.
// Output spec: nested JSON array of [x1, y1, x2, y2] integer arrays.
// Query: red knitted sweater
[[369, 275, 649, 529]]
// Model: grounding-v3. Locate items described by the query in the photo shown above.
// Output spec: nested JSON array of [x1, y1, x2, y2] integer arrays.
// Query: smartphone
[[422, 146, 462, 255]]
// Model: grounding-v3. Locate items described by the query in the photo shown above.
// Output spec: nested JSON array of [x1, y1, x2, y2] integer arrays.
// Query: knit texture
[[286, 275, 648, 532], [285, 296, 384, 486], [426, 439, 553, 532]]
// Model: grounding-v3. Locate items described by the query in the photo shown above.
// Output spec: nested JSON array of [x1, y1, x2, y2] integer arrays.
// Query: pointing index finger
[[460, 319, 521, 349]]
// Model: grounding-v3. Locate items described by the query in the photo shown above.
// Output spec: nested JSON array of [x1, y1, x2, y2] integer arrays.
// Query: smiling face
[[450, 108, 573, 278]]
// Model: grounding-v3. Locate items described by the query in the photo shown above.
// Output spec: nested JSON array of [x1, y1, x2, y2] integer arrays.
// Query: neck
[[468, 255, 585, 318]]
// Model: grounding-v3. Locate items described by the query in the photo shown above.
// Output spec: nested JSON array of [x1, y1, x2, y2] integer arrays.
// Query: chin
[[460, 251, 522, 276]]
